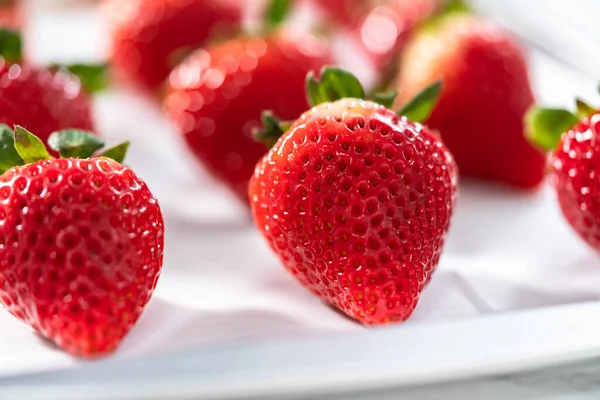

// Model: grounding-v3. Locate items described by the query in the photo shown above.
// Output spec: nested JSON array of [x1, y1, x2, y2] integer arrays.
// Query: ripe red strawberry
[[104, 0, 243, 93], [527, 97, 600, 251], [0, 29, 98, 146], [250, 68, 456, 325], [394, 14, 546, 189], [0, 126, 164, 356], [164, 32, 330, 203]]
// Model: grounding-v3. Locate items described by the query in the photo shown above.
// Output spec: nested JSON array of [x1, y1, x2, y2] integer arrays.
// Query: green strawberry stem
[[255, 66, 442, 148], [525, 107, 580, 152], [0, 28, 22, 63], [51, 63, 110, 94], [0, 125, 130, 173]]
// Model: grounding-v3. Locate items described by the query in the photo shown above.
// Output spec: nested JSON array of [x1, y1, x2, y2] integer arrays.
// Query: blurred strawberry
[[0, 29, 99, 147], [310, 0, 373, 27], [527, 97, 600, 251], [0, 0, 21, 29], [103, 0, 243, 93], [346, 0, 441, 77], [394, 14, 545, 188], [164, 0, 330, 203]]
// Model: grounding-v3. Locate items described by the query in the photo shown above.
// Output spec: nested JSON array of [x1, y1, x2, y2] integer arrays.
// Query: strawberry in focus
[[394, 14, 546, 189], [250, 68, 456, 324], [164, 1, 330, 203], [0, 127, 164, 356], [104, 0, 243, 93], [527, 96, 600, 251], [0, 29, 96, 146]]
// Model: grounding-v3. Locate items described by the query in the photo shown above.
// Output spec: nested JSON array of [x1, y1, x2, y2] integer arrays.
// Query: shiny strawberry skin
[[550, 113, 600, 251], [395, 16, 545, 188], [0, 158, 164, 356], [0, 61, 95, 145], [250, 99, 457, 325], [164, 35, 330, 203], [104, 0, 242, 92]]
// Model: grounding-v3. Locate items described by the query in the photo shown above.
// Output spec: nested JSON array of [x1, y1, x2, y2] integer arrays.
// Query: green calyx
[[0, 125, 129, 174], [0, 28, 22, 63], [254, 66, 442, 148], [50, 63, 110, 94], [526, 95, 599, 152]]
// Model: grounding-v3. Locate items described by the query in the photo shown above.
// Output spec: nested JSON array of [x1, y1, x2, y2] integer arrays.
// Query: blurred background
[[1, 0, 600, 399]]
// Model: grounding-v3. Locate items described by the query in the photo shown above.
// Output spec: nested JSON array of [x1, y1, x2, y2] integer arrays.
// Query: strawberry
[[0, 0, 21, 29], [350, 0, 441, 76], [0, 29, 100, 147], [103, 0, 243, 93], [527, 95, 600, 251], [250, 68, 456, 325], [309, 0, 372, 27], [394, 14, 546, 189], [0, 126, 164, 356], [164, 1, 330, 203]]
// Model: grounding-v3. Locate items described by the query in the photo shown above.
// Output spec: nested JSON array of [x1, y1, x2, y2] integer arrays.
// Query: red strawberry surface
[[528, 104, 600, 252], [250, 70, 456, 325], [164, 35, 330, 203], [310, 0, 372, 27], [0, 0, 21, 29], [395, 15, 546, 189], [104, 0, 243, 93], [0, 127, 164, 356], [551, 114, 600, 251], [0, 60, 95, 145]]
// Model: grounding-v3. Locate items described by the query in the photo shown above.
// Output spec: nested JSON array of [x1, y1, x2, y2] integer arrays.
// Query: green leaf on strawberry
[[306, 66, 366, 106], [14, 126, 53, 163], [373, 90, 398, 109], [397, 81, 442, 123], [0, 126, 130, 174], [525, 107, 580, 152], [0, 28, 22, 63], [0, 124, 24, 173], [575, 98, 596, 119], [99, 141, 130, 163], [51, 63, 110, 94], [48, 129, 106, 159], [257, 67, 443, 147]]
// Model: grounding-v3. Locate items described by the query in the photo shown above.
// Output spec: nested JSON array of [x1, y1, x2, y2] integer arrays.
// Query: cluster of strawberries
[[0, 0, 598, 358]]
